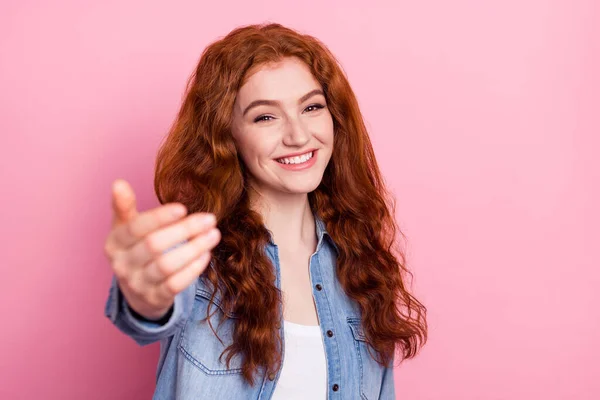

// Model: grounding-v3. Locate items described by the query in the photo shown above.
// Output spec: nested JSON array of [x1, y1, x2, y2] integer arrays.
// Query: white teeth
[[277, 151, 313, 165]]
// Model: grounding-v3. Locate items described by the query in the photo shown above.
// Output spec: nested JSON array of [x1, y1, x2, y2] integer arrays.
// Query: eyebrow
[[242, 89, 325, 117]]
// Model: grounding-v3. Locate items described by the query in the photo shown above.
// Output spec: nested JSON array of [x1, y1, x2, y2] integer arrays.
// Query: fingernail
[[171, 205, 187, 217], [113, 180, 124, 193], [209, 228, 220, 241], [195, 214, 216, 226]]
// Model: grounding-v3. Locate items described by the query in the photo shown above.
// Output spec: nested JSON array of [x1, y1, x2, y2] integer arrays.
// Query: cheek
[[235, 132, 276, 166], [313, 114, 334, 144], [238, 144, 260, 166]]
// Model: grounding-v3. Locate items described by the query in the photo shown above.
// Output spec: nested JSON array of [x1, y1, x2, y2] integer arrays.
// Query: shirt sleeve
[[103, 240, 195, 346], [104, 275, 196, 346]]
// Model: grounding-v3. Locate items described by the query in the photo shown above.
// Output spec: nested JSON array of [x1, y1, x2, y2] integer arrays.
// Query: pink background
[[1, 0, 598, 399]]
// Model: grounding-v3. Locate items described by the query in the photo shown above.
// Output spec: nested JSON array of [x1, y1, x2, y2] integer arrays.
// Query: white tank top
[[271, 320, 327, 399]]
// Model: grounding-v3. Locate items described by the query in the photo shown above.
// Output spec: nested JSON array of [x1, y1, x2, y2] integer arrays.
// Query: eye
[[304, 103, 325, 113], [254, 115, 275, 123]]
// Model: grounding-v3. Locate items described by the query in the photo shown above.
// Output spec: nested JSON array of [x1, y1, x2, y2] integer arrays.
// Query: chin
[[281, 176, 323, 195]]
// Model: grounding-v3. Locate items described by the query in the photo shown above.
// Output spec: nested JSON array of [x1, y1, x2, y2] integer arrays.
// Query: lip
[[274, 149, 318, 171], [274, 148, 318, 160]]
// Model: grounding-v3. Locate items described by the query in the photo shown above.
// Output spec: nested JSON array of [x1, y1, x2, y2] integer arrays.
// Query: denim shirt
[[104, 217, 396, 399]]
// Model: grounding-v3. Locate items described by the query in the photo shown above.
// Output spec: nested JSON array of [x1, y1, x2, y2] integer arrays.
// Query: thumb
[[111, 179, 138, 226]]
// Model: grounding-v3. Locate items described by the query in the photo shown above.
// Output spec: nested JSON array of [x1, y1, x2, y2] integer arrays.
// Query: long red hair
[[154, 23, 427, 384]]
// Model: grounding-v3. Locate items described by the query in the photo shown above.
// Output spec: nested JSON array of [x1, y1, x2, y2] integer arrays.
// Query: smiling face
[[231, 57, 334, 201]]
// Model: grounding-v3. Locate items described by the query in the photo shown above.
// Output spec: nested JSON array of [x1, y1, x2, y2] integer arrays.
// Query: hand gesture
[[104, 179, 220, 320]]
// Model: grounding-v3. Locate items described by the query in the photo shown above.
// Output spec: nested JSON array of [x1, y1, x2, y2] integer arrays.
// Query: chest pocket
[[178, 286, 243, 375], [348, 317, 384, 400]]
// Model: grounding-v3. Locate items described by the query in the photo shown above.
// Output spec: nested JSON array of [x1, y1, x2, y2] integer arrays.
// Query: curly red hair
[[154, 23, 427, 385]]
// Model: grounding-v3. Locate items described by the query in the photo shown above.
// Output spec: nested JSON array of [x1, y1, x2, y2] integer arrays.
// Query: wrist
[[128, 304, 174, 324]]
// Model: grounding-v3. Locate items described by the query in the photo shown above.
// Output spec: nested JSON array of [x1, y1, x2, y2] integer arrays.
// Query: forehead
[[236, 57, 322, 104]]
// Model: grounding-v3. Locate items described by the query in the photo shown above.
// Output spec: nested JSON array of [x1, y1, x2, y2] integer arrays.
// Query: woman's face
[[231, 57, 334, 200]]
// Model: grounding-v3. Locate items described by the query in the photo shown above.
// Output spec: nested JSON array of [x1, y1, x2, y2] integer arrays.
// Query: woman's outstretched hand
[[104, 179, 220, 320]]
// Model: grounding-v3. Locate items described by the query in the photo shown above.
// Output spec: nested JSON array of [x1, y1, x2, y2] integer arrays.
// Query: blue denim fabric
[[105, 217, 396, 399]]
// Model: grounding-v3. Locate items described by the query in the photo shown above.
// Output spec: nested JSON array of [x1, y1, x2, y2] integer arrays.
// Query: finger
[[111, 180, 138, 226], [158, 252, 212, 298], [126, 212, 217, 271], [109, 202, 188, 251], [145, 227, 221, 283]]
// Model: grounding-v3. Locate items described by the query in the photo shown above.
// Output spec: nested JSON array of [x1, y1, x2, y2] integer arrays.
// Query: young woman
[[104, 23, 427, 400]]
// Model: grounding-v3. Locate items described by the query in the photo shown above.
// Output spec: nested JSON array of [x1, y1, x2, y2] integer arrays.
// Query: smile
[[276, 151, 314, 165]]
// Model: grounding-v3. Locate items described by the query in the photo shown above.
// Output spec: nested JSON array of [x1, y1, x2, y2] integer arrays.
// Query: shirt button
[[268, 373, 276, 381], [332, 384, 339, 391], [326, 330, 334, 337], [315, 284, 322, 291]]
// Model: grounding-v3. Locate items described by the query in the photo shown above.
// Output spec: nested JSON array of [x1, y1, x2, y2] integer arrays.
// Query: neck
[[250, 188, 316, 251]]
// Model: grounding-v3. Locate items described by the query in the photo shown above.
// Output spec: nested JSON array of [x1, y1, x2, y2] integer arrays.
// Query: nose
[[282, 117, 310, 147]]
